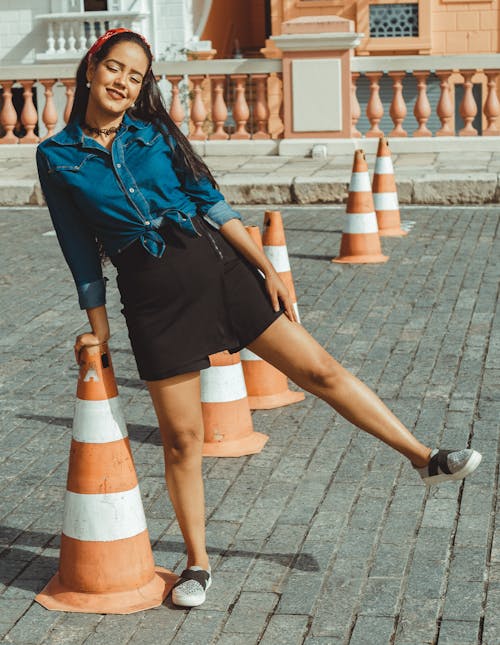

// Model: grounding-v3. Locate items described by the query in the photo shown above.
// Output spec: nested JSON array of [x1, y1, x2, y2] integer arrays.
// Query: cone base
[[35, 567, 177, 614], [203, 431, 268, 457], [332, 254, 389, 264], [378, 227, 408, 237], [248, 389, 305, 410]]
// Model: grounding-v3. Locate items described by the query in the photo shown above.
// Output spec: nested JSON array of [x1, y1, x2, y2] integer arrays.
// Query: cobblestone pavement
[[0, 205, 498, 645]]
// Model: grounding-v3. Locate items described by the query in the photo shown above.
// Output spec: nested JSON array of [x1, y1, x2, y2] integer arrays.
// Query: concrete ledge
[[412, 173, 499, 205], [0, 180, 43, 206], [292, 176, 348, 204], [218, 176, 293, 204]]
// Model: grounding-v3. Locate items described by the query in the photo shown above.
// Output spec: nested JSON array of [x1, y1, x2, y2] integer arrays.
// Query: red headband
[[87, 28, 153, 63]]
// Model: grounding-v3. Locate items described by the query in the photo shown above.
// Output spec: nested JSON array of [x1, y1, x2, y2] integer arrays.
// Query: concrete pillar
[[271, 16, 362, 139]]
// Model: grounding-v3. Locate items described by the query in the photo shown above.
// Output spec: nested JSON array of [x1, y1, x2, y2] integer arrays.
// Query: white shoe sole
[[171, 576, 212, 608], [423, 450, 482, 486]]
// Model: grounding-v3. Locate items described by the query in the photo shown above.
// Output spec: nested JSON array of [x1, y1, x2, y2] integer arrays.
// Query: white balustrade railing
[[35, 11, 148, 61]]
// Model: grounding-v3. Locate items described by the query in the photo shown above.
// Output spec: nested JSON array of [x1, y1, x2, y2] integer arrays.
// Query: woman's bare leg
[[248, 316, 432, 467], [146, 371, 209, 569]]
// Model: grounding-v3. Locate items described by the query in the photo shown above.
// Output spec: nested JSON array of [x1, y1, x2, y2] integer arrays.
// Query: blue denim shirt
[[36, 111, 242, 309]]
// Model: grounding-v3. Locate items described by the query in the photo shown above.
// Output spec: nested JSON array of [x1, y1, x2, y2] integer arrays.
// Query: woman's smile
[[106, 87, 126, 100]]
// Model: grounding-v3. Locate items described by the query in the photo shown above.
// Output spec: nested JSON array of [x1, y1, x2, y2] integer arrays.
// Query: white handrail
[[352, 53, 500, 73]]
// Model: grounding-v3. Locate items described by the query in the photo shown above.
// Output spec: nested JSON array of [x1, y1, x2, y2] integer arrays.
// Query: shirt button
[[129, 187, 134, 193], [144, 220, 150, 225], [116, 163, 121, 168]]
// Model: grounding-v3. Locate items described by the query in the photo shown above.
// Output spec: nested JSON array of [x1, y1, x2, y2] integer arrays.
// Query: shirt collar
[[51, 111, 149, 146]]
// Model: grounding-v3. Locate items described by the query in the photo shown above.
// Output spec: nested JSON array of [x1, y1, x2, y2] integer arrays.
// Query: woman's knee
[[301, 353, 344, 392], [161, 424, 204, 463]]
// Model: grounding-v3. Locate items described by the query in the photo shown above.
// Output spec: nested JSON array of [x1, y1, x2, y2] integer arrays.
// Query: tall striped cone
[[372, 137, 407, 236], [241, 226, 305, 410], [35, 344, 176, 614], [262, 210, 301, 323], [332, 149, 389, 264], [201, 350, 268, 457]]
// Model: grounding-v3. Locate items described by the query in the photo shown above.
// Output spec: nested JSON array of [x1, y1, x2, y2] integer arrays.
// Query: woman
[[36, 28, 481, 608]]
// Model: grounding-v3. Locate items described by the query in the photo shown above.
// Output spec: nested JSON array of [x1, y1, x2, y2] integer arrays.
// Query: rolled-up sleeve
[[36, 148, 107, 309]]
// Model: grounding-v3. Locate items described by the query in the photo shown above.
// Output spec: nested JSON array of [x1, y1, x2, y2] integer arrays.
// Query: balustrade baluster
[[252, 74, 270, 139], [209, 75, 228, 140], [413, 71, 432, 137], [230, 74, 250, 139], [47, 22, 56, 55], [88, 20, 97, 47], [436, 71, 454, 136], [483, 70, 500, 136], [0, 81, 19, 144], [189, 75, 207, 140], [388, 71, 407, 136], [365, 72, 384, 137], [351, 72, 361, 137], [57, 22, 66, 54], [62, 79, 75, 123], [40, 79, 58, 140], [78, 22, 86, 52], [19, 81, 39, 144], [67, 22, 77, 54], [168, 76, 185, 129], [458, 70, 478, 136]]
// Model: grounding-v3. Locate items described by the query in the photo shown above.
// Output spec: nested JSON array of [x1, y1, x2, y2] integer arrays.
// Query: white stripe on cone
[[240, 348, 260, 361], [344, 212, 379, 234], [263, 245, 291, 273], [73, 397, 128, 444], [63, 485, 147, 542], [201, 363, 247, 403], [373, 193, 399, 210], [349, 172, 372, 192], [374, 156, 394, 174]]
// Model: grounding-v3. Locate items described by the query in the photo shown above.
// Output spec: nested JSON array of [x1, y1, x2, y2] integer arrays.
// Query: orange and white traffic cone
[[201, 350, 268, 457], [332, 149, 388, 264], [241, 226, 305, 410], [35, 344, 176, 614], [372, 137, 407, 237], [262, 210, 301, 323]]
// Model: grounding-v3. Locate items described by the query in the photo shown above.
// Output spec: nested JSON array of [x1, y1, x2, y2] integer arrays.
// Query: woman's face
[[86, 41, 149, 116]]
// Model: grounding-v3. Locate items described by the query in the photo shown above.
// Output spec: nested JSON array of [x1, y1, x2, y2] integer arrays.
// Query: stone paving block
[[437, 619, 480, 645], [349, 615, 395, 645], [259, 614, 310, 644], [4, 602, 62, 644], [169, 610, 226, 645], [222, 591, 278, 636], [441, 580, 485, 622]]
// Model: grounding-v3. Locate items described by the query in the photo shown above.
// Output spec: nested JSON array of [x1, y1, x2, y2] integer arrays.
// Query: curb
[[2, 175, 499, 207]]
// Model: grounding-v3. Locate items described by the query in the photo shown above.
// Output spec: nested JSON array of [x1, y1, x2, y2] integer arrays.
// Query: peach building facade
[[202, 0, 500, 58]]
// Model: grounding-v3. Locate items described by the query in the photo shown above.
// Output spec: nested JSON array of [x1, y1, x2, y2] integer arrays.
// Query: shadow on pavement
[[0, 527, 319, 595]]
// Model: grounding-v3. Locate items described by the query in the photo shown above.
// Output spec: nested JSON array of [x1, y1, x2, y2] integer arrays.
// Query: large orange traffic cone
[[332, 149, 388, 264], [201, 350, 268, 457], [262, 210, 301, 323], [372, 137, 407, 237], [241, 226, 305, 410], [35, 344, 176, 614]]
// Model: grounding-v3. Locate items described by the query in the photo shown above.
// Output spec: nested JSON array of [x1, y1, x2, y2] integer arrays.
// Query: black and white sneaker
[[171, 566, 212, 608], [414, 448, 482, 485]]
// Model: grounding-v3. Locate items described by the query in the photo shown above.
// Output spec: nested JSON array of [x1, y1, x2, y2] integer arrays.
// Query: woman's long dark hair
[[70, 31, 218, 262]]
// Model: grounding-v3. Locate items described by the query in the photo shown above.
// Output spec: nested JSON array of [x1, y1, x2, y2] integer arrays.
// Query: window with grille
[[369, 3, 419, 38]]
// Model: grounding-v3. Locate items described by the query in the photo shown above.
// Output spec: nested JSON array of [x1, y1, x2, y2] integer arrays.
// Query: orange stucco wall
[[431, 0, 499, 53], [202, 0, 266, 58]]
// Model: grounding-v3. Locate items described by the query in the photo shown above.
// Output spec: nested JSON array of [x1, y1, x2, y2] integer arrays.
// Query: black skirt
[[110, 215, 284, 381]]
